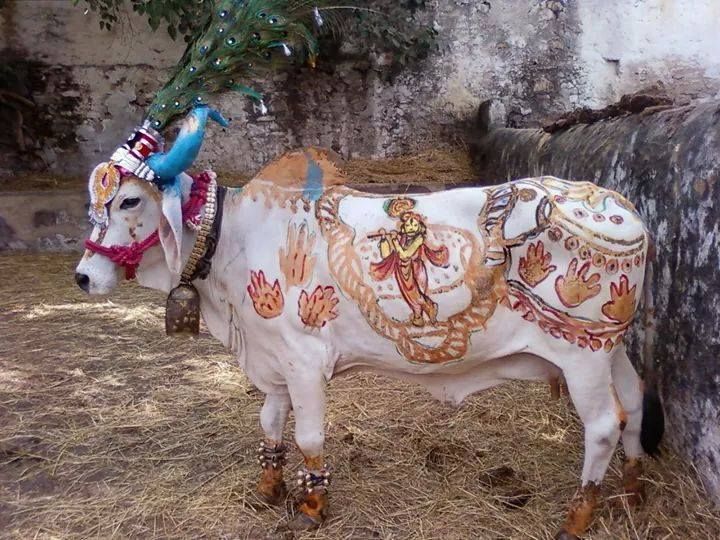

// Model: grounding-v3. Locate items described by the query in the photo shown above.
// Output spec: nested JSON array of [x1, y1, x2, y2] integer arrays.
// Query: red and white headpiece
[[88, 122, 164, 226]]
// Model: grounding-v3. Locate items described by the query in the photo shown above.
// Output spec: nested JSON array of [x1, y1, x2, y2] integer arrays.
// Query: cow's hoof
[[554, 530, 580, 540], [287, 511, 323, 531], [251, 482, 288, 509]]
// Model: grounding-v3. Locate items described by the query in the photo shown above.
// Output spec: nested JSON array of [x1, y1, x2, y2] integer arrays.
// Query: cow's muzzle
[[75, 272, 90, 292]]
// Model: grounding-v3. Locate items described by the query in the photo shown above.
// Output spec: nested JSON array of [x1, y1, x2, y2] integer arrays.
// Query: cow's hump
[[253, 147, 347, 188]]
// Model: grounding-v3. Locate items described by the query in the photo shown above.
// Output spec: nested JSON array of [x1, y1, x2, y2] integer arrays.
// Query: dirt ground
[[1, 253, 719, 539]]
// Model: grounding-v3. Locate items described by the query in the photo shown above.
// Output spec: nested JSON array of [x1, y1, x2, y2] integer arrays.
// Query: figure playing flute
[[369, 198, 450, 327]]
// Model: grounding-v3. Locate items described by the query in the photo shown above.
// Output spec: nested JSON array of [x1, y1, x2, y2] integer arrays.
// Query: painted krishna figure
[[369, 198, 450, 327]]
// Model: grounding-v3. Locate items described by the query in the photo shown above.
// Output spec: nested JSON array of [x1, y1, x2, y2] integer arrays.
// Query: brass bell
[[165, 282, 201, 335]]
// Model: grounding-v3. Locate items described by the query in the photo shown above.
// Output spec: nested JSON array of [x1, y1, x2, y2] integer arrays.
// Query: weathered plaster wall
[[2, 1, 720, 180], [0, 190, 88, 251], [577, 0, 720, 107], [470, 100, 720, 502]]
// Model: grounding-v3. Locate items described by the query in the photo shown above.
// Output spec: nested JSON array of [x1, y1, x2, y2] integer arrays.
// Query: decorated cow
[[75, 108, 663, 538], [74, 3, 663, 538]]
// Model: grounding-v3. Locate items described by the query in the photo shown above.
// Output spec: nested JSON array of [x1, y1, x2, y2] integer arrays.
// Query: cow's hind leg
[[256, 392, 292, 506], [287, 373, 330, 530], [556, 356, 624, 540], [611, 348, 646, 506]]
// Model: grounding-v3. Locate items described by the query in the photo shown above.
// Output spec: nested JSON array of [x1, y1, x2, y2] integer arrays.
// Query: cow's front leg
[[256, 392, 291, 505], [287, 375, 330, 530]]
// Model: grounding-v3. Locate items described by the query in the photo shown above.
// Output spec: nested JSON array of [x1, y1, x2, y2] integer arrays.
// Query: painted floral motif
[[564, 236, 580, 251], [518, 188, 537, 201], [279, 222, 317, 289], [548, 227, 563, 242], [518, 241, 557, 287], [592, 252, 606, 268], [555, 258, 602, 307], [298, 285, 339, 328], [573, 208, 588, 219], [602, 275, 637, 323], [247, 270, 284, 319]]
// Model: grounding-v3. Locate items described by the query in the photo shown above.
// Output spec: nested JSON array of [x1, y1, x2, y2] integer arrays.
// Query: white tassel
[[259, 99, 268, 115], [282, 43, 292, 56]]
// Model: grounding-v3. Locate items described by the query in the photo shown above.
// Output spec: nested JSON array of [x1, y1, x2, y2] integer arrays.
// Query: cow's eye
[[120, 197, 141, 210]]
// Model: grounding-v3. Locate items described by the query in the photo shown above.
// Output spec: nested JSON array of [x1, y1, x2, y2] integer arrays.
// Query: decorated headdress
[[383, 197, 416, 218], [88, 0, 375, 227]]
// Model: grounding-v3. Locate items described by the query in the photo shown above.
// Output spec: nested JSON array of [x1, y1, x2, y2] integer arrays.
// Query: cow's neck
[[137, 185, 248, 353], [189, 187, 249, 353]]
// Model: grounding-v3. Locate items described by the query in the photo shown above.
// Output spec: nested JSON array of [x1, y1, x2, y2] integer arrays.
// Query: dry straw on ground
[[1, 254, 719, 539], [343, 149, 476, 186]]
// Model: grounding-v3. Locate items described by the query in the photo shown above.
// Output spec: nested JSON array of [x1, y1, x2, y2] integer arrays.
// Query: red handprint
[[298, 286, 339, 328], [247, 270, 284, 319]]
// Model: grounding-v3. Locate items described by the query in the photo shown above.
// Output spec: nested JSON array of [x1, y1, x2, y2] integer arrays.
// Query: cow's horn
[[146, 106, 229, 186]]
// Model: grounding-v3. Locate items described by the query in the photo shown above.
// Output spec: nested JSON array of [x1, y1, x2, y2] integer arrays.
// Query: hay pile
[[1, 253, 719, 539], [343, 149, 476, 186]]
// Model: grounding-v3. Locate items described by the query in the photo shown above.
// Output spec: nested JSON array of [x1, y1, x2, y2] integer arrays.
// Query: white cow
[[76, 128, 662, 538]]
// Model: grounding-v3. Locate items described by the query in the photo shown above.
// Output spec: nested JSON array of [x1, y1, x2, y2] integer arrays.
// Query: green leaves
[[76, 0, 210, 41], [76, 1, 436, 57]]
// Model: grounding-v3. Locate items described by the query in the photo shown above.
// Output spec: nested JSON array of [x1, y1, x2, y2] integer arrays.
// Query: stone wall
[[2, 1, 720, 181], [469, 99, 720, 503]]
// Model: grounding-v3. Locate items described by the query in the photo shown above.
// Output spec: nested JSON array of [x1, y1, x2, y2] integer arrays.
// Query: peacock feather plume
[[146, 0, 362, 130]]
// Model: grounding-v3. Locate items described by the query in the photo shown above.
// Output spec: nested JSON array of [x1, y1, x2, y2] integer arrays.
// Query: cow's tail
[[640, 237, 664, 457]]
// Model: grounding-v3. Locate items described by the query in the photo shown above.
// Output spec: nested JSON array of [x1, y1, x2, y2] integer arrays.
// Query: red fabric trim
[[181, 171, 213, 228], [84, 171, 214, 280]]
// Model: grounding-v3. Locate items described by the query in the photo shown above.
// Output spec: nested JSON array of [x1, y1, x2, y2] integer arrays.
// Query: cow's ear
[[158, 185, 184, 274]]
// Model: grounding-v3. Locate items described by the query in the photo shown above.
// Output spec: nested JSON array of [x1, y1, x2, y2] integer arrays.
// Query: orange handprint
[[555, 258, 602, 307], [298, 285, 339, 328], [602, 275, 637, 322], [247, 270, 284, 319], [519, 241, 557, 287], [279, 222, 317, 289]]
